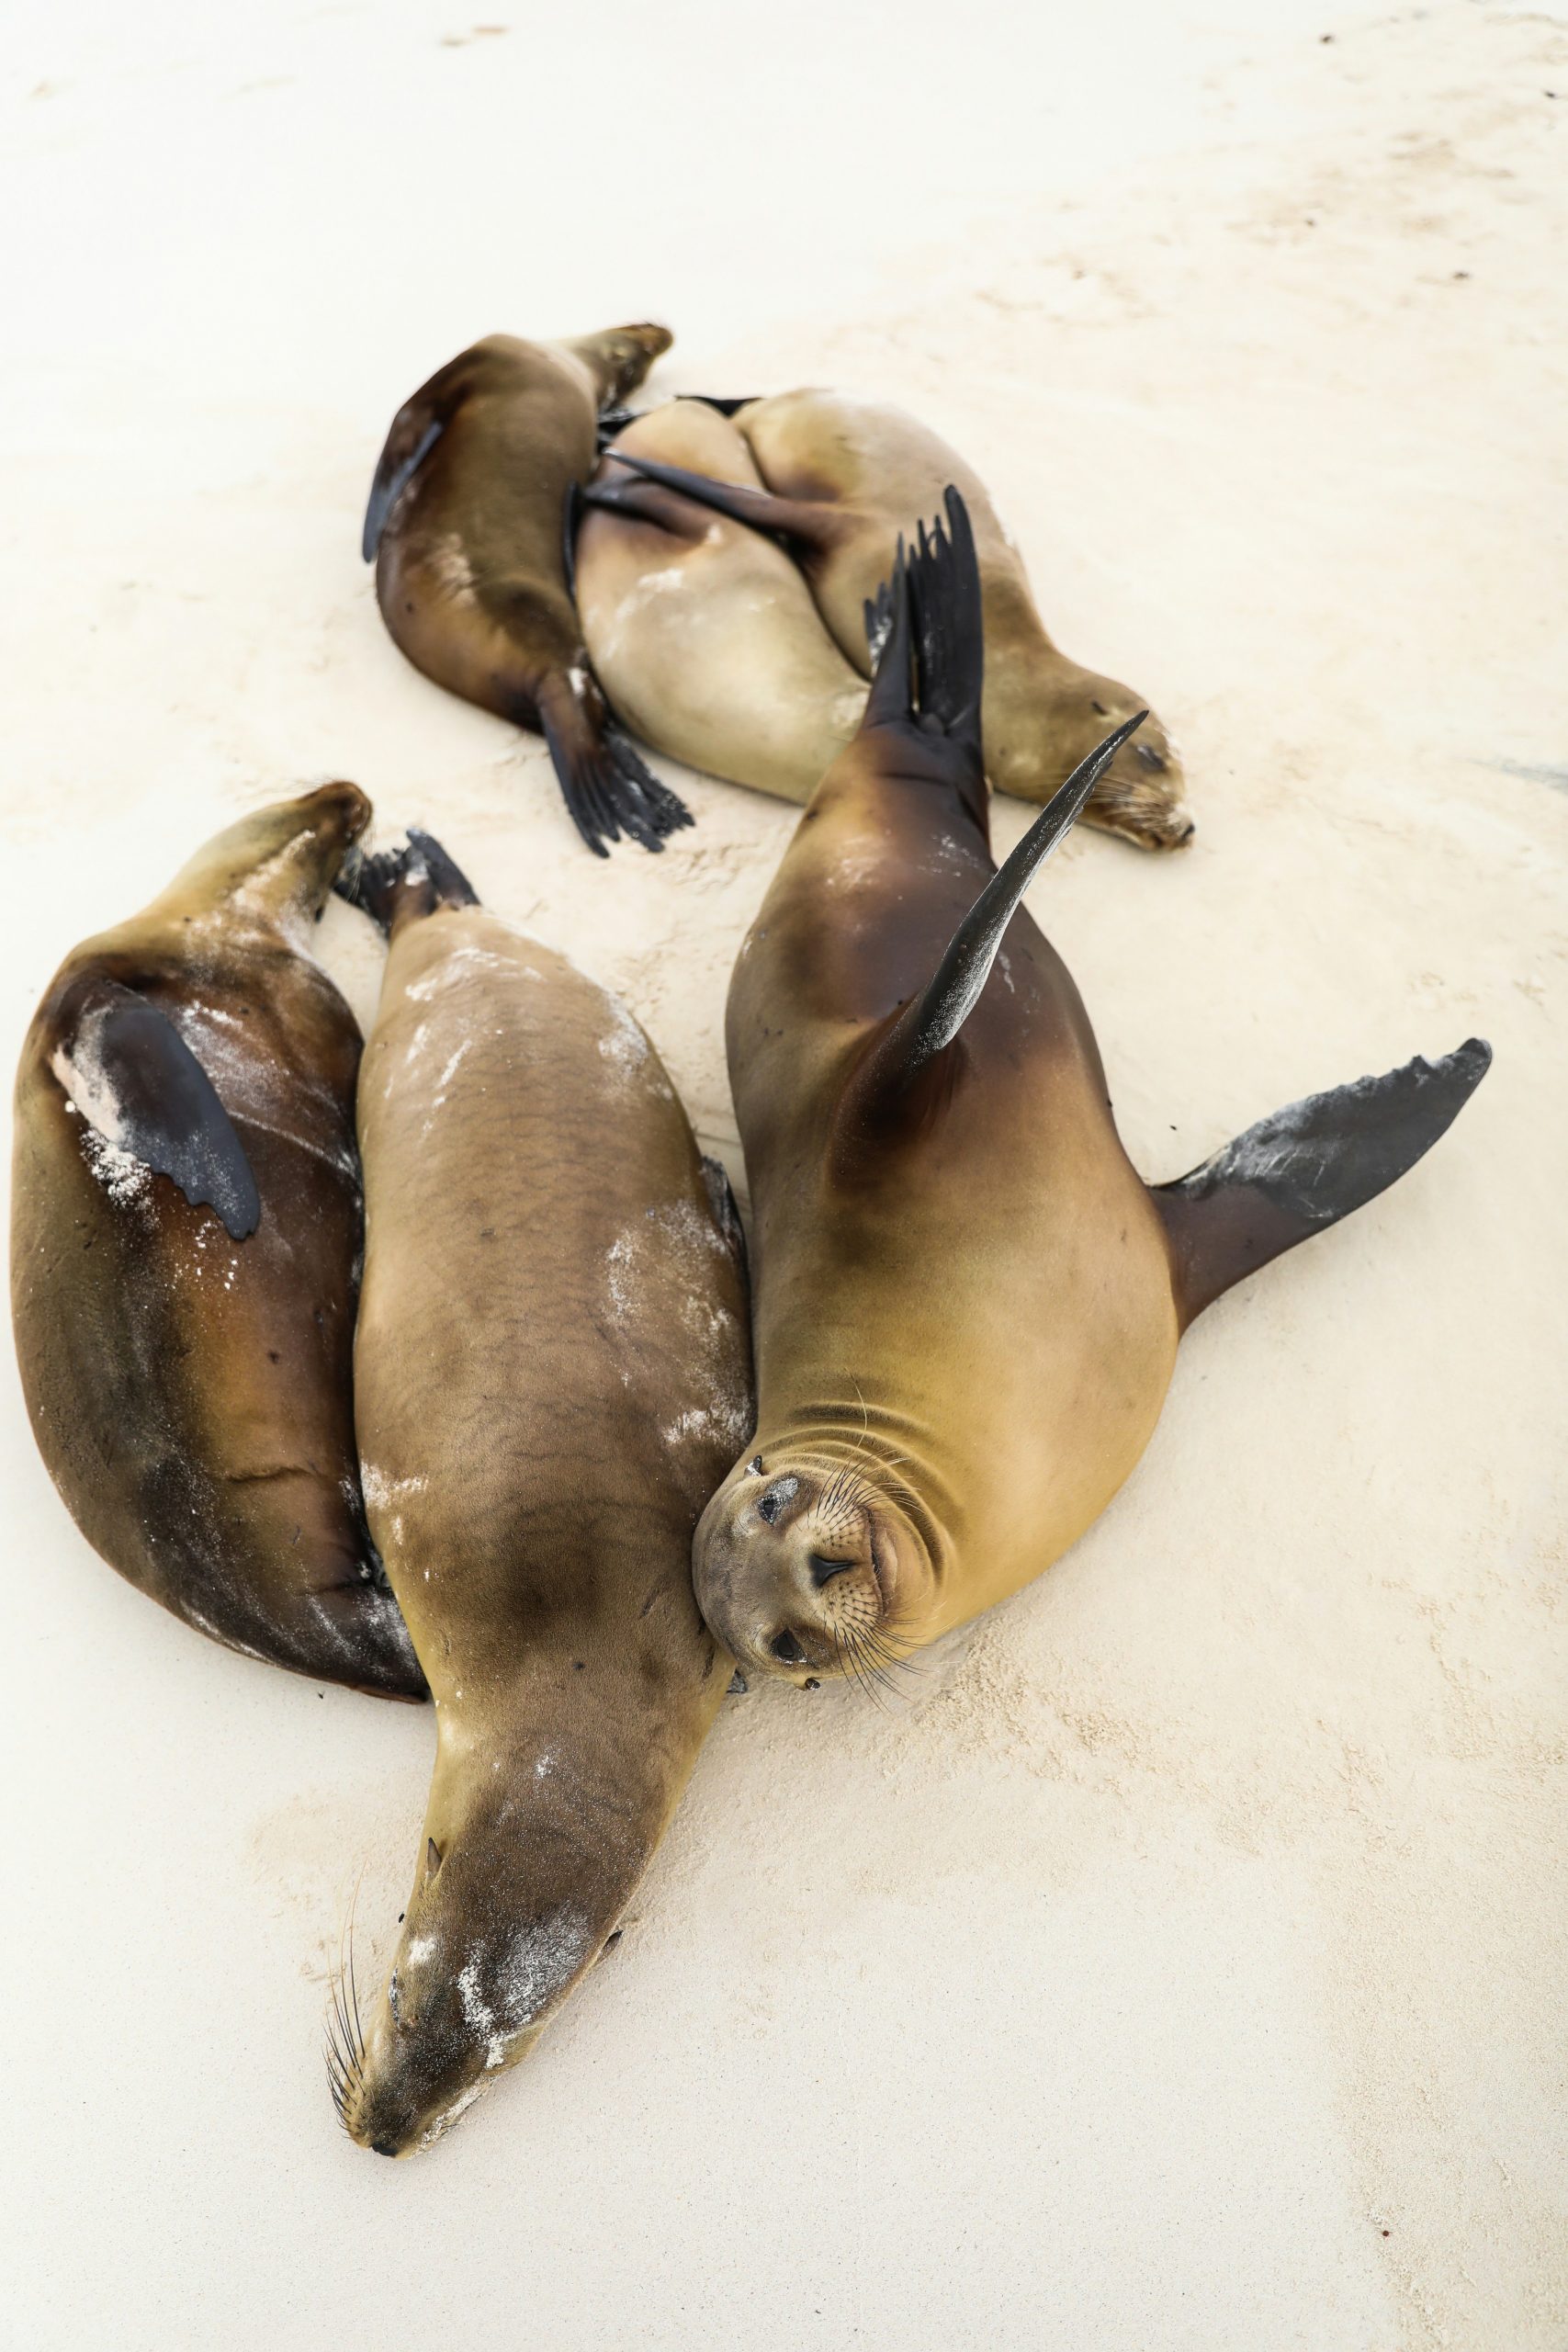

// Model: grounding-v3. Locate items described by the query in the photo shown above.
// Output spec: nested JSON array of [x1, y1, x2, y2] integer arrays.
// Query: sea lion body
[[689, 497, 1488, 1686], [603, 389, 1193, 850], [366, 326, 691, 856], [576, 400, 868, 803], [335, 842, 751, 2154], [11, 786, 423, 1696]]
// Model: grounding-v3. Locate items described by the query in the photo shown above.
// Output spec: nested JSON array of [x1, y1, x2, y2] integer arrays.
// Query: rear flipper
[[839, 492, 1144, 1136], [1155, 1039, 1493, 1327], [334, 829, 480, 935], [536, 668, 693, 858], [603, 448, 836, 552]]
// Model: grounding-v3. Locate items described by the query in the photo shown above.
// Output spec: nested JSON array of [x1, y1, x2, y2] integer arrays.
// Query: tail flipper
[[536, 669, 693, 858], [333, 829, 480, 935], [834, 493, 1143, 1141], [602, 449, 837, 551], [1155, 1039, 1493, 1327]]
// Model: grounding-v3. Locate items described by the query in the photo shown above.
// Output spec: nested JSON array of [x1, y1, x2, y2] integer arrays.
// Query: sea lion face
[[336, 1785, 601, 2157], [693, 1453, 929, 1688], [1070, 685, 1192, 851]]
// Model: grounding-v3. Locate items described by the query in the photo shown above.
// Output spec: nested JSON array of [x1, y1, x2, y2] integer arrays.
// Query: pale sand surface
[[4, 3, 1566, 2346]]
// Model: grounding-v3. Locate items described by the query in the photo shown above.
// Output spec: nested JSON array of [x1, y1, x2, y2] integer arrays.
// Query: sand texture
[[4, 0, 1565, 2345]]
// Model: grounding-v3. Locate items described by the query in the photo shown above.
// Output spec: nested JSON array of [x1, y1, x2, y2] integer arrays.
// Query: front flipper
[[701, 1154, 750, 1289], [603, 448, 838, 551], [1155, 1038, 1493, 1327], [840, 492, 1144, 1134], [51, 978, 261, 1239], [535, 669, 694, 858], [363, 348, 479, 561]]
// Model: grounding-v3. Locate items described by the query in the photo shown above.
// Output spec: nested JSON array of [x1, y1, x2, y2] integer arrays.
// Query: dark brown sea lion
[[330, 831, 752, 2155], [687, 492, 1489, 1686], [602, 388, 1193, 851], [10, 786, 424, 1698], [364, 324, 691, 857]]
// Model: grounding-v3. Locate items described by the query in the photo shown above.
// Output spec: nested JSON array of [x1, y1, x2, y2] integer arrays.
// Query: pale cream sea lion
[[603, 388, 1193, 850]]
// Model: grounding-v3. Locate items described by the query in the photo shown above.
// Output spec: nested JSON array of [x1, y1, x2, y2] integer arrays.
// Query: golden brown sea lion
[[603, 388, 1193, 850], [330, 831, 751, 2155], [576, 399, 870, 803], [364, 324, 691, 856], [10, 786, 424, 1698], [687, 493, 1489, 1687]]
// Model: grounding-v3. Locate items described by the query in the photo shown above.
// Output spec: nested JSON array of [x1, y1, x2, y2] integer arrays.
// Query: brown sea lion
[[364, 324, 691, 857], [330, 831, 752, 2156], [10, 786, 424, 1698], [687, 492, 1489, 1687], [602, 388, 1193, 850], [575, 399, 870, 803]]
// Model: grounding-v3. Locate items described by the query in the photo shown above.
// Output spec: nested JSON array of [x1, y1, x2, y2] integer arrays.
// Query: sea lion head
[[333, 1770, 607, 2157], [1064, 682, 1192, 852], [692, 1450, 930, 1689]]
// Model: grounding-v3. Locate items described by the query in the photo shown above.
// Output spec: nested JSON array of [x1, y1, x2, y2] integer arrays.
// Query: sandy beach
[[4, 1, 1565, 2345]]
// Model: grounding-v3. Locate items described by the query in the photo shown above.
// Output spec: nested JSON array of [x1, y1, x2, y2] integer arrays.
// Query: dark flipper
[[603, 449, 837, 550], [701, 1154, 750, 1289], [54, 978, 261, 1239], [847, 492, 1145, 1114], [536, 672, 693, 858], [363, 416, 444, 562], [363, 348, 479, 561], [562, 479, 583, 602], [688, 396, 760, 417], [334, 828, 480, 934], [1155, 1039, 1493, 1328], [580, 474, 705, 537]]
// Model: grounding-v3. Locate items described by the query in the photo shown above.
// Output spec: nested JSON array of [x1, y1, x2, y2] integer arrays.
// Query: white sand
[[4, 1, 1565, 2345]]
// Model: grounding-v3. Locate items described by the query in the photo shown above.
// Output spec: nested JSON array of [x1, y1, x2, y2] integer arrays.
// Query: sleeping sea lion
[[10, 786, 424, 1698], [331, 831, 751, 2155], [687, 492, 1489, 1686], [602, 388, 1193, 851], [576, 399, 870, 803], [364, 324, 691, 857]]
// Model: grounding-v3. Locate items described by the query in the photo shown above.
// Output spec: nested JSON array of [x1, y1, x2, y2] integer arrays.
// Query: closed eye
[[810, 1555, 855, 1588]]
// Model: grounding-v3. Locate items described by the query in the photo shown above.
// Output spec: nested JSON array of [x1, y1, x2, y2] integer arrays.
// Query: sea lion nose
[[370, 2137, 400, 2159]]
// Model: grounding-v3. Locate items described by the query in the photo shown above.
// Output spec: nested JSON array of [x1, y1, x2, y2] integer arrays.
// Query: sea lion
[[330, 831, 752, 2155], [364, 324, 692, 857], [576, 399, 870, 803], [687, 492, 1489, 1687], [602, 388, 1193, 851], [11, 786, 424, 1698]]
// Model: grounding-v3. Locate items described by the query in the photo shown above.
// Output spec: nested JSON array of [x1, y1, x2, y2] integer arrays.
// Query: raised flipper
[[535, 668, 694, 858], [844, 492, 1144, 1121], [51, 978, 262, 1239], [604, 448, 840, 551], [335, 828, 481, 935], [1154, 1039, 1493, 1328]]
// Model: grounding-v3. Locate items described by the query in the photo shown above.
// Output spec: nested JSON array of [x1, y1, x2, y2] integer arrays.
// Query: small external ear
[[425, 1838, 443, 1883], [52, 978, 261, 1239]]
